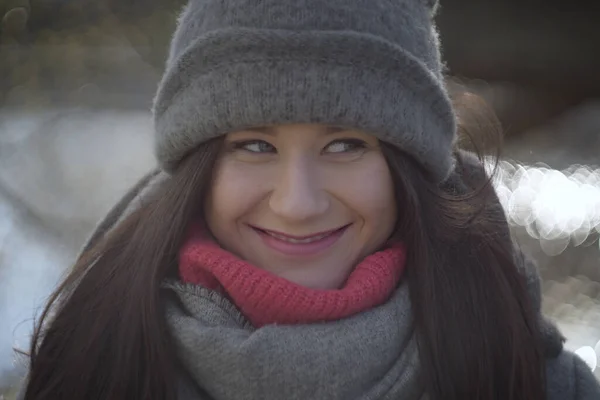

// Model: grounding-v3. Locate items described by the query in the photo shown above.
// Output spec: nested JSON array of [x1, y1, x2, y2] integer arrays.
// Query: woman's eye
[[233, 140, 275, 153], [325, 139, 367, 154]]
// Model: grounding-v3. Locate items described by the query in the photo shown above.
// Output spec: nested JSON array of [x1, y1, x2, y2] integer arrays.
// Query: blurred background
[[1, 0, 600, 397]]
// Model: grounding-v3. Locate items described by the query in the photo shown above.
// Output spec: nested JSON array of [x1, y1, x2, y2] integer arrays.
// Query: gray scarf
[[162, 244, 566, 400], [163, 281, 425, 400]]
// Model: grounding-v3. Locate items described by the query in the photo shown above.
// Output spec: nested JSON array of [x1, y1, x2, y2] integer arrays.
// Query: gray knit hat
[[153, 0, 456, 182]]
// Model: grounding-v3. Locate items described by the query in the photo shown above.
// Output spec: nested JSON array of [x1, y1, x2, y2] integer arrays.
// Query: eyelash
[[231, 140, 275, 153], [326, 139, 367, 153], [231, 139, 368, 154]]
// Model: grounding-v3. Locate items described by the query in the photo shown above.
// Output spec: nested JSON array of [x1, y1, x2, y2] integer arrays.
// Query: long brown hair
[[384, 145, 545, 399], [22, 112, 545, 399]]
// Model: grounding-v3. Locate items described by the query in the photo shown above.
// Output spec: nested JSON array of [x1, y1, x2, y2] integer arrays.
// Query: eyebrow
[[245, 126, 346, 135]]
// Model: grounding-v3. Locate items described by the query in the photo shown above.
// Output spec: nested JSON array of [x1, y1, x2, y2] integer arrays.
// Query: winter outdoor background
[[1, 0, 600, 397]]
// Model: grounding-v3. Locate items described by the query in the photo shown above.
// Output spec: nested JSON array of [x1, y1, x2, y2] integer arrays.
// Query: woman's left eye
[[324, 139, 367, 154]]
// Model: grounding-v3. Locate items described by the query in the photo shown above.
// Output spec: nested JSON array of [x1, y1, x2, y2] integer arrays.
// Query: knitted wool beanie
[[153, 0, 457, 182]]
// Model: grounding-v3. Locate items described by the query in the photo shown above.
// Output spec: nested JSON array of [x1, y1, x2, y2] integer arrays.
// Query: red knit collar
[[179, 227, 407, 327]]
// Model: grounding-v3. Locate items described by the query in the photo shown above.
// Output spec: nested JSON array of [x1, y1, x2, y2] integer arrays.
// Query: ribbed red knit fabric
[[179, 227, 407, 327]]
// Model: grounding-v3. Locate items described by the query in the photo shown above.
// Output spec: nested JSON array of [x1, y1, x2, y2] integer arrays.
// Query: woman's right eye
[[232, 140, 276, 153]]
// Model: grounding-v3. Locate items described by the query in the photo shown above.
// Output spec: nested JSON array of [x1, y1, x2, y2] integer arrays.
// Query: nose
[[268, 157, 329, 222]]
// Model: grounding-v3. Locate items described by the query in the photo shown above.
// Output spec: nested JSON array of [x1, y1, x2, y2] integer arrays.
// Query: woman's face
[[205, 124, 396, 289]]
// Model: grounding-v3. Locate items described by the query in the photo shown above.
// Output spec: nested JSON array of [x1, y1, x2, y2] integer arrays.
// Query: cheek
[[328, 158, 396, 227], [205, 160, 269, 232]]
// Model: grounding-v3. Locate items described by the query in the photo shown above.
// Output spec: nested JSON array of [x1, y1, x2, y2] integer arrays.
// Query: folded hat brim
[[154, 28, 455, 181]]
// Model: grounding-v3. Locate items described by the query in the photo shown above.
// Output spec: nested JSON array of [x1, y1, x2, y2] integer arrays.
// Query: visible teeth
[[267, 232, 330, 244]]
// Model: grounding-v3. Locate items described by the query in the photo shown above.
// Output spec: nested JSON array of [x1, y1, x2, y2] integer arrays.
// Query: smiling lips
[[251, 225, 350, 256]]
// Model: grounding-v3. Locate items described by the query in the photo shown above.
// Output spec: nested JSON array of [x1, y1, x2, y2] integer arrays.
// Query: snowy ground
[[0, 108, 156, 391]]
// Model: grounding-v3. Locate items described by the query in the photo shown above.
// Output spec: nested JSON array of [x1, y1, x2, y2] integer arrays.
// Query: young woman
[[18, 0, 600, 399]]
